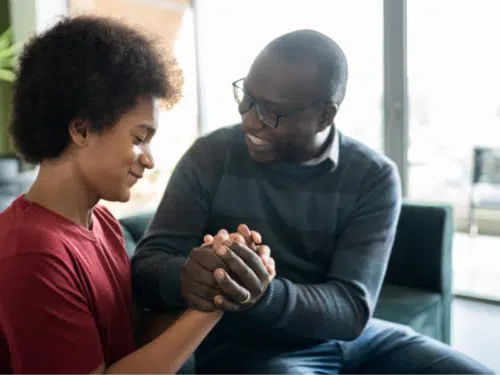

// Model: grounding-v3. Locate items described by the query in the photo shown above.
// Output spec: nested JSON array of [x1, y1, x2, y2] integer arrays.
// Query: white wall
[[9, 0, 68, 45]]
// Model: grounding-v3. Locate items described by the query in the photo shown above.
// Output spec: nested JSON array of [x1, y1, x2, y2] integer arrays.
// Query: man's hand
[[180, 227, 259, 312], [213, 240, 273, 311], [204, 225, 276, 277], [205, 225, 276, 312], [181, 232, 251, 312]]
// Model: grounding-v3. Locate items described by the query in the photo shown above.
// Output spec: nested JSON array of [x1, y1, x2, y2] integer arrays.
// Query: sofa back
[[385, 203, 453, 294]]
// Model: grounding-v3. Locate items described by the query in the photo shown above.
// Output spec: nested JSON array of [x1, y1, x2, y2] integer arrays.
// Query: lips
[[247, 133, 270, 146], [129, 172, 143, 180]]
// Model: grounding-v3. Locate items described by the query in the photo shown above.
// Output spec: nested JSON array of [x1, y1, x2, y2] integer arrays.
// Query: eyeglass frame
[[232, 78, 333, 129]]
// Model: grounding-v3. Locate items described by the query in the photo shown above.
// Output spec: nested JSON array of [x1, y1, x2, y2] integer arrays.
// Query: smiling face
[[74, 96, 158, 202], [240, 50, 337, 164]]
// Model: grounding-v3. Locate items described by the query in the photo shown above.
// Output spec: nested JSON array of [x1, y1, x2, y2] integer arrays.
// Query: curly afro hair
[[9, 15, 183, 164]]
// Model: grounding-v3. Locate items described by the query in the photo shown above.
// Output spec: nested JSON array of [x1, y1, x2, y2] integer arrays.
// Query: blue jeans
[[196, 319, 493, 374]]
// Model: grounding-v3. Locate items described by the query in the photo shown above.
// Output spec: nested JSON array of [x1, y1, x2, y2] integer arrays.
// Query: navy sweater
[[131, 124, 401, 346]]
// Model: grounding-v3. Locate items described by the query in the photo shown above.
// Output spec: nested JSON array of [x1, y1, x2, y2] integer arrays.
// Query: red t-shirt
[[0, 196, 136, 374]]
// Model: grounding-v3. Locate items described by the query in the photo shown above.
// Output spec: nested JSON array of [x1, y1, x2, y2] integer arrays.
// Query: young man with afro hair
[[0, 15, 264, 374]]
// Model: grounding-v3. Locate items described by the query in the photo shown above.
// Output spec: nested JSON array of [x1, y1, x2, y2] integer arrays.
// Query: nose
[[139, 144, 155, 170]]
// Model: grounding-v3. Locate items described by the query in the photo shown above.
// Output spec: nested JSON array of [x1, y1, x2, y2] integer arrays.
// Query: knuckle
[[191, 246, 203, 255]]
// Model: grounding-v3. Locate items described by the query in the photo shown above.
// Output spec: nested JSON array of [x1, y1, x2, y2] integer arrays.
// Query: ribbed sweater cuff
[[243, 278, 288, 325]]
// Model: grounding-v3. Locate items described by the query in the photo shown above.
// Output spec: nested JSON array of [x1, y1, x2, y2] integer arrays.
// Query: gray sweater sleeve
[[224, 162, 402, 341], [131, 138, 221, 312]]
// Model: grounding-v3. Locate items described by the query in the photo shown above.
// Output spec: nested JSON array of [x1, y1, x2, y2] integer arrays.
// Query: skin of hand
[[180, 225, 275, 312], [180, 241, 233, 312], [203, 225, 275, 277], [203, 225, 276, 311]]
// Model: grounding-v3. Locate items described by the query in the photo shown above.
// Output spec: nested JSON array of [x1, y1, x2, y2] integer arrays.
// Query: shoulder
[[0, 250, 76, 285], [0, 242, 83, 305], [337, 133, 401, 205], [338, 132, 400, 190], [175, 124, 247, 179], [199, 123, 245, 145], [0, 215, 69, 261], [339, 132, 397, 174], [189, 124, 245, 159], [93, 204, 124, 239], [0, 197, 72, 259], [92, 205, 130, 262]]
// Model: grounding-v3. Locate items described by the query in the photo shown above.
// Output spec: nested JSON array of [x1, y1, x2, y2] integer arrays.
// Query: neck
[[25, 159, 98, 229], [307, 126, 333, 161]]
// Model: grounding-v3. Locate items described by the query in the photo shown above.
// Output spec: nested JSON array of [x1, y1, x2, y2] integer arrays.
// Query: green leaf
[[0, 27, 12, 51], [0, 68, 15, 83], [0, 46, 15, 65], [0, 28, 22, 82]]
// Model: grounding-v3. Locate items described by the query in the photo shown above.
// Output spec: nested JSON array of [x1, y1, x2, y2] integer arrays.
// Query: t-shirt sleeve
[[0, 253, 104, 374]]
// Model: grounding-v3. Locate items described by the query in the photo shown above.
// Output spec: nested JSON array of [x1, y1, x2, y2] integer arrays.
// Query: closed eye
[[133, 136, 146, 145]]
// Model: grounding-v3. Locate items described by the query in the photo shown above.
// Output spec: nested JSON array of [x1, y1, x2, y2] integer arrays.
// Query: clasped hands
[[180, 225, 276, 312]]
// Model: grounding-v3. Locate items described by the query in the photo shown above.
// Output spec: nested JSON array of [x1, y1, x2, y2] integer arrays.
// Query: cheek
[[274, 122, 312, 147], [132, 144, 142, 160], [86, 141, 139, 170]]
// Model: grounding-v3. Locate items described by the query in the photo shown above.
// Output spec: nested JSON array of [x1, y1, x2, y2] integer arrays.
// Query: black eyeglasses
[[232, 78, 331, 129]]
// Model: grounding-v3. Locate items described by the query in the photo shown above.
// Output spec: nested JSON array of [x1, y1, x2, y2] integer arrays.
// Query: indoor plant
[[0, 26, 19, 179]]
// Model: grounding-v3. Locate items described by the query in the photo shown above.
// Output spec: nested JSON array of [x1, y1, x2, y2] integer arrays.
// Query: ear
[[318, 103, 338, 132], [69, 118, 89, 147]]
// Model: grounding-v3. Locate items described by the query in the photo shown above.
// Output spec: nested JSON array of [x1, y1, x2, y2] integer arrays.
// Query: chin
[[116, 189, 132, 202], [248, 148, 277, 164], [101, 188, 131, 203], [115, 194, 131, 203]]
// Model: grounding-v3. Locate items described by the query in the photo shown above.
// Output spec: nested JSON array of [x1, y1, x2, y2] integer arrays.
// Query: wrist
[[239, 279, 287, 326], [184, 308, 224, 321]]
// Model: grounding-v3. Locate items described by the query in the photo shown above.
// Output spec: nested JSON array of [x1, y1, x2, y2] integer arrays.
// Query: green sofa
[[120, 202, 453, 369]]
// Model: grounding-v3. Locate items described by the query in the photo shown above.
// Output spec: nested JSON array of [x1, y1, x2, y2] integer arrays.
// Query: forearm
[[106, 309, 222, 374], [230, 277, 369, 342], [131, 235, 190, 311]]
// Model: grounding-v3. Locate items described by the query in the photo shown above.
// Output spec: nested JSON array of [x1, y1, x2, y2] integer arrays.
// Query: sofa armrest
[[385, 202, 453, 295], [119, 212, 154, 242]]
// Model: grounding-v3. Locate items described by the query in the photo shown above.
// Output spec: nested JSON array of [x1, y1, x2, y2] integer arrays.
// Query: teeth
[[248, 134, 268, 145]]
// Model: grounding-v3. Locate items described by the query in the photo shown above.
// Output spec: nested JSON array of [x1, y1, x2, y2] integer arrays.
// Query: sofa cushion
[[375, 284, 444, 341], [119, 213, 152, 241], [121, 225, 137, 258], [119, 213, 152, 258], [0, 194, 16, 212]]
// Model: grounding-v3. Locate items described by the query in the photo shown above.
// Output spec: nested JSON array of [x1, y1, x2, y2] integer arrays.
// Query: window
[[195, 0, 384, 151], [407, 0, 500, 233]]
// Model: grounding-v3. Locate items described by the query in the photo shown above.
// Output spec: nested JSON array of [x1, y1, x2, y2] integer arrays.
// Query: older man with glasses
[[132, 30, 492, 374]]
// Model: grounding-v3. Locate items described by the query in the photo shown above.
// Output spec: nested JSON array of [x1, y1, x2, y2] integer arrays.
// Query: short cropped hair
[[9, 15, 183, 164], [265, 29, 348, 106]]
